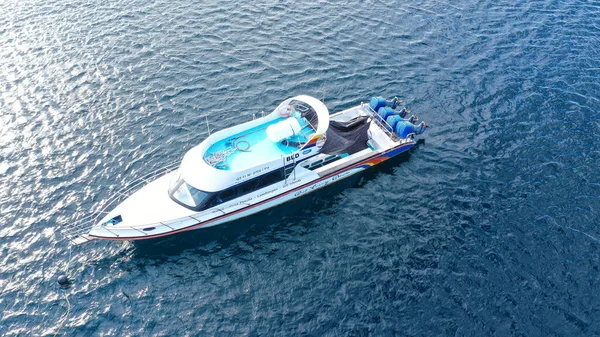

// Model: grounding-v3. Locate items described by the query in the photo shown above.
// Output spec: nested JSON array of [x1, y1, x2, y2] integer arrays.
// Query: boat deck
[[204, 115, 315, 171]]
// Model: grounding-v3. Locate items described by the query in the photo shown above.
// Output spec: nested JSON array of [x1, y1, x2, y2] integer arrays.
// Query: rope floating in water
[[54, 293, 71, 337]]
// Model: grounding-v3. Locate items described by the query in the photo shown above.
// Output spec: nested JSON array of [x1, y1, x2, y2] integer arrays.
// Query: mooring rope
[[65, 244, 72, 274], [53, 293, 71, 337], [53, 242, 73, 336], [52, 238, 130, 335]]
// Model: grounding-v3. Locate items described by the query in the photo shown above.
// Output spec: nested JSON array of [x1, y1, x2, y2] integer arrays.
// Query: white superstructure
[[64, 95, 425, 244]]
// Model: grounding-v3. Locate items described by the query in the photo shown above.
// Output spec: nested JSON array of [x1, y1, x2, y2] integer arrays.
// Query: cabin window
[[171, 166, 291, 210], [254, 169, 284, 190], [211, 185, 238, 206], [171, 181, 210, 208], [168, 171, 212, 210], [209, 168, 285, 208]]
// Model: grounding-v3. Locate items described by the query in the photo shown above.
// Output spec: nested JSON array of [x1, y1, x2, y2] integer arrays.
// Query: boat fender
[[57, 274, 69, 287], [377, 107, 394, 121], [369, 97, 386, 111], [395, 121, 415, 138]]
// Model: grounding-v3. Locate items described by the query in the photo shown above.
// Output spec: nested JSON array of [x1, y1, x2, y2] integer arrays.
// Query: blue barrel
[[395, 121, 415, 138], [377, 107, 394, 120], [369, 97, 386, 111], [386, 115, 403, 130]]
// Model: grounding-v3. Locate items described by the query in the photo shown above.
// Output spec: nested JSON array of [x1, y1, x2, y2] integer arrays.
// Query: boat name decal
[[227, 188, 278, 208], [286, 153, 300, 162], [256, 188, 278, 199]]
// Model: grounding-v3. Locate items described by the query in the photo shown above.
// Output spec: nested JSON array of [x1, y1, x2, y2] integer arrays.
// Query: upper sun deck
[[180, 96, 329, 192], [202, 96, 328, 171], [203, 112, 315, 171]]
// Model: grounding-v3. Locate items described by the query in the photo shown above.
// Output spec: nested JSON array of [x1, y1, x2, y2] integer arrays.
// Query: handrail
[[362, 103, 402, 141], [61, 107, 310, 244], [94, 161, 179, 221], [59, 160, 180, 244]]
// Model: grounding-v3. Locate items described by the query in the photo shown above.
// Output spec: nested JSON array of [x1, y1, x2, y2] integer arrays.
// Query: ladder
[[283, 154, 296, 183]]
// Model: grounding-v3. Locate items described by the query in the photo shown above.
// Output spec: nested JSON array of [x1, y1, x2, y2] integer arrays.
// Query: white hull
[[64, 96, 425, 245], [85, 142, 413, 242]]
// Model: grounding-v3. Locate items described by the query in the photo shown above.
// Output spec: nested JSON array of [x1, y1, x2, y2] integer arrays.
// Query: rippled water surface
[[1, 0, 599, 335]]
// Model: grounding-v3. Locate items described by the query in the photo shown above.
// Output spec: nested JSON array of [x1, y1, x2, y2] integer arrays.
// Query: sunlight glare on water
[[0, 0, 599, 335]]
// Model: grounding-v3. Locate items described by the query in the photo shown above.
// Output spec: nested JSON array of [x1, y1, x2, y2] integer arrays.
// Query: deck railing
[[363, 103, 415, 142], [60, 160, 180, 244]]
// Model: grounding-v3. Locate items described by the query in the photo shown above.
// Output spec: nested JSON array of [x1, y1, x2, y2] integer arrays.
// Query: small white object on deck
[[266, 117, 302, 142]]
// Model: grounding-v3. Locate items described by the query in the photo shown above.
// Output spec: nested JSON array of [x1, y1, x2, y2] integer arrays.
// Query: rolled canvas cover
[[266, 117, 302, 142]]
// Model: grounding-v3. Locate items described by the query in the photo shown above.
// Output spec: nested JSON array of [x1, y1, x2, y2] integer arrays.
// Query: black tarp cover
[[320, 116, 371, 155]]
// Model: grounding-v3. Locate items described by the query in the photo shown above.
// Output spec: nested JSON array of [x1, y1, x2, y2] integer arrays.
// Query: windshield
[[169, 170, 210, 209]]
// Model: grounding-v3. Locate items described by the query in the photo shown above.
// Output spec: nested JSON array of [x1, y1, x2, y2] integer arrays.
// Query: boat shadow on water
[[130, 143, 421, 259]]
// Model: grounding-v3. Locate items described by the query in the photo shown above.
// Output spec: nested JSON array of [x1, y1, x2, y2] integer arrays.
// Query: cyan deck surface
[[204, 115, 314, 171]]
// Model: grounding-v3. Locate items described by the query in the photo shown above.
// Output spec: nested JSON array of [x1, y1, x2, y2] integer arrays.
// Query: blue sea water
[[1, 0, 599, 335]]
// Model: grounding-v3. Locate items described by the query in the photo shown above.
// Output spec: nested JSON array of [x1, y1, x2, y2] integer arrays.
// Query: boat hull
[[88, 141, 415, 241]]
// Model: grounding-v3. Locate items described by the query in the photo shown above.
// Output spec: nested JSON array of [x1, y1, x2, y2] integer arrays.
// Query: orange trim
[[305, 135, 320, 147]]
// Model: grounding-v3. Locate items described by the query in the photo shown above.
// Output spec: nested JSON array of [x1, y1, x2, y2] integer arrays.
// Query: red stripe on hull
[[90, 142, 414, 241]]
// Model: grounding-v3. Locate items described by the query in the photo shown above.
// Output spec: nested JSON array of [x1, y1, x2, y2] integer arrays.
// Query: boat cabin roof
[[179, 95, 329, 192]]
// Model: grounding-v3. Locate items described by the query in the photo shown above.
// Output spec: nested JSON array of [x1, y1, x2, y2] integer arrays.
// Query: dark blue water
[[1, 0, 599, 335]]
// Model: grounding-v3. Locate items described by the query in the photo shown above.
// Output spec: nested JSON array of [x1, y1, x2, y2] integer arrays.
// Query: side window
[[255, 169, 283, 190], [209, 179, 255, 208], [217, 187, 237, 203], [209, 168, 285, 208], [238, 179, 259, 196]]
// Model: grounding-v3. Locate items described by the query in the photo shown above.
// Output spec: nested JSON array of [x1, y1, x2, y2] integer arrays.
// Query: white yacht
[[65, 95, 427, 244]]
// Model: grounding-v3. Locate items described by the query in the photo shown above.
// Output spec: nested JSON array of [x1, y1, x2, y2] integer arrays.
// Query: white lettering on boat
[[293, 170, 353, 198], [236, 165, 271, 182]]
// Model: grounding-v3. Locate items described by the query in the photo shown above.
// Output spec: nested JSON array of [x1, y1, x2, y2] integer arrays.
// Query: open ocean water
[[1, 0, 599, 336]]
